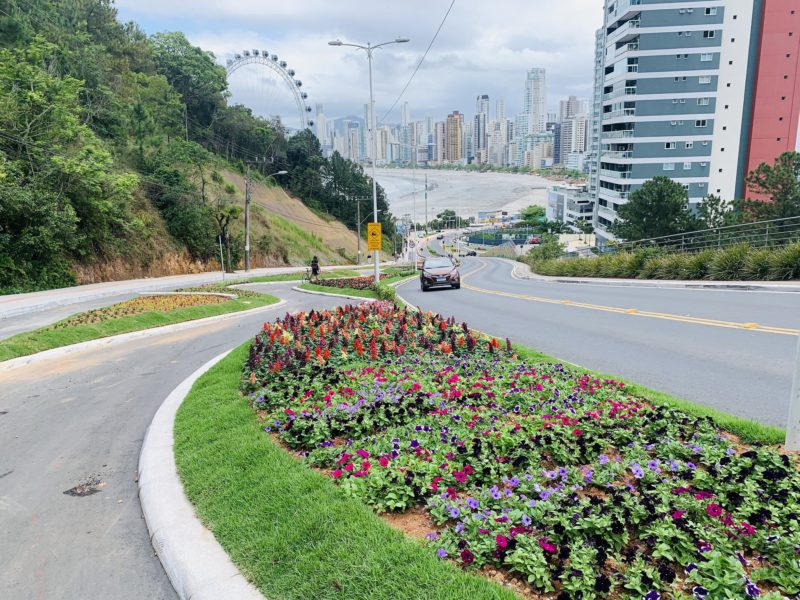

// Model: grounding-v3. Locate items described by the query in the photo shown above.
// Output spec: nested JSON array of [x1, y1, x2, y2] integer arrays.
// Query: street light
[[245, 168, 287, 272], [329, 36, 410, 284]]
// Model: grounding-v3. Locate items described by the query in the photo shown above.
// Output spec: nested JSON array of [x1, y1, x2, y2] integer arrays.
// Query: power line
[[379, 0, 457, 125]]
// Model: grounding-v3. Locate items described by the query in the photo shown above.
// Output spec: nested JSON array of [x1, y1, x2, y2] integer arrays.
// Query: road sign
[[367, 222, 382, 250]]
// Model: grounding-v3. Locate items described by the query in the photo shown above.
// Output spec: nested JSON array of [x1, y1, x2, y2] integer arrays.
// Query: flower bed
[[242, 303, 800, 599], [51, 293, 229, 328], [315, 274, 388, 290]]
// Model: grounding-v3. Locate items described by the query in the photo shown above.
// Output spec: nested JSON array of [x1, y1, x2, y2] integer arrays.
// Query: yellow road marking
[[459, 259, 800, 337]]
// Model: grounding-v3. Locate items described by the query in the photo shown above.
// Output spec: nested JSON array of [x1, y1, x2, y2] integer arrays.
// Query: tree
[[745, 151, 800, 220], [697, 194, 743, 229], [611, 176, 701, 241], [520, 205, 546, 225]]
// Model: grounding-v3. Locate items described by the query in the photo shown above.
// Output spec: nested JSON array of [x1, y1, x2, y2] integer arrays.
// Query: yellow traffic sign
[[367, 223, 382, 250]]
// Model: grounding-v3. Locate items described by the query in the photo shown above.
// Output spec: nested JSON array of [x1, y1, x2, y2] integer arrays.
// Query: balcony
[[600, 169, 631, 179], [601, 129, 634, 139], [601, 150, 633, 160], [615, 42, 640, 57], [602, 86, 637, 101], [605, 108, 635, 119], [607, 19, 641, 44], [599, 188, 629, 200], [614, 0, 643, 21]]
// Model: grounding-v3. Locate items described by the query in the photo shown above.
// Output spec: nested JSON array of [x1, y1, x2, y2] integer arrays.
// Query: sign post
[[367, 223, 382, 251], [786, 334, 800, 451]]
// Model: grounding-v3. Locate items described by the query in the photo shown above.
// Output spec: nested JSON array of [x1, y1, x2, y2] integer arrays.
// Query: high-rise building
[[559, 96, 588, 123], [433, 121, 446, 164], [401, 101, 411, 127], [523, 68, 547, 134], [474, 94, 490, 164], [496, 97, 505, 121], [445, 111, 464, 163], [587, 28, 605, 202], [594, 0, 800, 245], [559, 116, 589, 164]]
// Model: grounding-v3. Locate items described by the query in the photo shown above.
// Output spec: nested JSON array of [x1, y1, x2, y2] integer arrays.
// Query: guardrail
[[606, 215, 800, 254]]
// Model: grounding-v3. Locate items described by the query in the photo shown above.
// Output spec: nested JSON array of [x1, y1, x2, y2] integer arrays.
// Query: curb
[[138, 351, 263, 600], [508, 260, 800, 292], [291, 285, 377, 302], [0, 299, 287, 373]]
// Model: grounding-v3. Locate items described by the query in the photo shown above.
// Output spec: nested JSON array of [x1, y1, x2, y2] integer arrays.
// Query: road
[[0, 283, 343, 600], [403, 241, 799, 427]]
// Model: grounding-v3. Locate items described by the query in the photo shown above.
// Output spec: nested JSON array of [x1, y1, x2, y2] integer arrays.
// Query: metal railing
[[607, 215, 800, 254]]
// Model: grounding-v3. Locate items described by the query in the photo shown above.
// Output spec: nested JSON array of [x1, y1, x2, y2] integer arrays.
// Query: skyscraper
[[559, 96, 588, 123], [474, 94, 490, 164], [593, 0, 800, 246], [445, 111, 464, 163], [496, 97, 505, 121], [523, 68, 547, 134]]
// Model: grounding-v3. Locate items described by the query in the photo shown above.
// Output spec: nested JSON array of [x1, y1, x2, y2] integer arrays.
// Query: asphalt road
[[401, 250, 800, 427], [0, 284, 343, 600]]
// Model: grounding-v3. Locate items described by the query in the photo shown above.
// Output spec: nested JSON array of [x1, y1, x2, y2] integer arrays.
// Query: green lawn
[[174, 343, 515, 600], [246, 269, 360, 283], [0, 292, 279, 362]]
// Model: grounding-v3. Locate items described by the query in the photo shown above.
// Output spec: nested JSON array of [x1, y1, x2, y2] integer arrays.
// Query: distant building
[[547, 184, 595, 228], [523, 68, 547, 134], [445, 111, 464, 163]]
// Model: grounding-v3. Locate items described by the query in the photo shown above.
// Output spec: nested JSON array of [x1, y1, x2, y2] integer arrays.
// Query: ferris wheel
[[225, 49, 313, 131]]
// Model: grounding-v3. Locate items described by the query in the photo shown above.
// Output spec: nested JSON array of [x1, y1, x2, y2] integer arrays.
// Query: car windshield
[[424, 258, 453, 269]]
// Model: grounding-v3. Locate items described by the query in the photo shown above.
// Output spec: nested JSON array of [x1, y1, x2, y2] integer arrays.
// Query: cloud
[[116, 0, 602, 124]]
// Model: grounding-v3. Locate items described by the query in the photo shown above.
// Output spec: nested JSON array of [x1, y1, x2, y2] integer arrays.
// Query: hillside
[[0, 1, 393, 294]]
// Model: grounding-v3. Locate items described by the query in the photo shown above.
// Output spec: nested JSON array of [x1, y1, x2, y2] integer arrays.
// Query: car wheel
[[421, 285, 429, 292], [452, 283, 460, 289]]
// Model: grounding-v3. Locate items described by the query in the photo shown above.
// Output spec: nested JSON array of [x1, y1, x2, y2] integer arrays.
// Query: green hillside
[[0, 1, 395, 294]]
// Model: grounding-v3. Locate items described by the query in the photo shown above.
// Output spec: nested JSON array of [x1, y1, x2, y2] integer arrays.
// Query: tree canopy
[[611, 176, 701, 241]]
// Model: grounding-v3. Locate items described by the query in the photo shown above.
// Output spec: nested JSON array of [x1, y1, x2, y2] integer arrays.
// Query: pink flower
[[356, 449, 370, 458], [740, 521, 756, 536], [572, 428, 583, 437], [379, 456, 389, 467], [361, 461, 371, 471], [453, 471, 467, 483], [331, 469, 343, 479], [537, 537, 557, 554], [445, 486, 457, 500], [706, 503, 723, 518], [495, 534, 508, 549], [671, 510, 685, 520], [344, 463, 354, 472], [463, 464, 473, 475]]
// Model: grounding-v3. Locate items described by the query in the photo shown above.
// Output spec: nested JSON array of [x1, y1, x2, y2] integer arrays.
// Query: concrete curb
[[508, 259, 800, 292], [0, 299, 287, 373], [138, 351, 264, 600], [291, 285, 377, 302]]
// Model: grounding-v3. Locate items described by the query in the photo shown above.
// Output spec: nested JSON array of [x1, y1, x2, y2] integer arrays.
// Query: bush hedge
[[522, 243, 800, 281]]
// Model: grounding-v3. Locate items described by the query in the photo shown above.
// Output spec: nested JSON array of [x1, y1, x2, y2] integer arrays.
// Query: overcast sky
[[115, 0, 602, 128]]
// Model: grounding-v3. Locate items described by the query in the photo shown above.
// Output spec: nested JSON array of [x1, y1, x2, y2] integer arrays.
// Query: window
[[683, 162, 692, 170], [685, 141, 694, 149], [678, 120, 685, 125], [696, 119, 708, 127], [705, 7, 717, 15], [672, 98, 679, 103], [701, 53, 713, 62], [663, 162, 675, 171], [670, 120, 678, 125], [700, 162, 708, 167], [699, 76, 712, 84], [703, 30, 716, 38], [680, 99, 686, 103], [665, 142, 677, 149], [702, 141, 709, 146], [698, 97, 710, 106]]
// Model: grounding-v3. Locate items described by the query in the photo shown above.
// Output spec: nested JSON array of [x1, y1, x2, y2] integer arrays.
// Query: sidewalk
[[0, 266, 340, 319], [508, 259, 800, 292]]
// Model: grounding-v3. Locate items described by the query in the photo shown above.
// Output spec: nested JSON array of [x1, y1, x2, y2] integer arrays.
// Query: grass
[[246, 269, 360, 283], [297, 273, 418, 301], [0, 291, 279, 363], [174, 343, 515, 600]]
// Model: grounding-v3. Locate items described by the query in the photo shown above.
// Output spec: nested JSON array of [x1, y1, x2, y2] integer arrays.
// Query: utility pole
[[244, 163, 251, 272], [787, 335, 800, 451], [424, 172, 428, 234], [356, 198, 361, 265]]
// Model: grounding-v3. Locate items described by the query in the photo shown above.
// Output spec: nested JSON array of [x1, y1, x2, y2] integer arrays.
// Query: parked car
[[436, 234, 445, 240], [528, 236, 542, 245], [420, 257, 460, 291], [466, 250, 477, 256]]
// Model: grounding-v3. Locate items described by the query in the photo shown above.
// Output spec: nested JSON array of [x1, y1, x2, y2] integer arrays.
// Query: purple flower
[[687, 462, 697, 470], [425, 531, 438, 540], [466, 497, 479, 510], [528, 499, 537, 508], [598, 454, 609, 465], [449, 507, 460, 519], [745, 580, 761, 597], [644, 592, 660, 600], [685, 563, 698, 573], [490, 486, 501, 500], [521, 514, 532, 526], [647, 460, 660, 473], [583, 468, 594, 483], [455, 522, 465, 534], [630, 463, 644, 479], [410, 439, 420, 448], [692, 587, 708, 600], [436, 548, 448, 558], [540, 490, 551, 500]]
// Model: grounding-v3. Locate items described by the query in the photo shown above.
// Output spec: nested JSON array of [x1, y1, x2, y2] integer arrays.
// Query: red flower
[[460, 549, 474, 565], [453, 471, 467, 483], [495, 535, 508, 549], [463, 465, 473, 475], [572, 428, 583, 437], [331, 469, 343, 479], [379, 456, 389, 467], [344, 463, 354, 472], [537, 537, 557, 554], [445, 486, 457, 500], [706, 503, 723, 518], [361, 461, 371, 470]]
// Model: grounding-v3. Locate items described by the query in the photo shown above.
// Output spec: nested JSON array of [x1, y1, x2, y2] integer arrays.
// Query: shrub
[[317, 274, 387, 290], [372, 283, 397, 303], [768, 242, 800, 280], [684, 249, 716, 280], [709, 244, 750, 280], [742, 247, 772, 280], [654, 253, 688, 280]]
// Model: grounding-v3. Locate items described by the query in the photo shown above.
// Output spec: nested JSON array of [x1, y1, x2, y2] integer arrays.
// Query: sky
[[114, 0, 603, 128]]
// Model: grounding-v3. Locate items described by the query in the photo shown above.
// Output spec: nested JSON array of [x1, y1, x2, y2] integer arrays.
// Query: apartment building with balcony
[[592, 0, 800, 245]]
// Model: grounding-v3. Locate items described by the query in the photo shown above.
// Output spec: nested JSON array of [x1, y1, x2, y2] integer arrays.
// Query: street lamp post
[[245, 167, 287, 272], [329, 36, 410, 285]]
